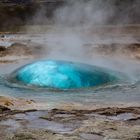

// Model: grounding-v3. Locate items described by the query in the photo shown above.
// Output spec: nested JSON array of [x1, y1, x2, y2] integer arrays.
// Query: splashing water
[[9, 60, 123, 89]]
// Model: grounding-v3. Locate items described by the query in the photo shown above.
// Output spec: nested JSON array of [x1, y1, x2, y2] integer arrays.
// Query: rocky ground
[[0, 104, 140, 140], [0, 25, 140, 63], [0, 95, 140, 140], [0, 35, 44, 63]]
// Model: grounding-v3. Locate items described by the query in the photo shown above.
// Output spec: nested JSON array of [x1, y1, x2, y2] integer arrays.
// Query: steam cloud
[[54, 0, 114, 26], [28, 0, 140, 82], [53, 0, 140, 26]]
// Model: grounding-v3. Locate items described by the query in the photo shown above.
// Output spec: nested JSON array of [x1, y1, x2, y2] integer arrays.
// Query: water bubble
[[10, 60, 122, 89]]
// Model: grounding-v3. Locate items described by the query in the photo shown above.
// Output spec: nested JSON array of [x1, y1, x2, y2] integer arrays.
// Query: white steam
[[54, 0, 114, 26], [28, 0, 140, 82]]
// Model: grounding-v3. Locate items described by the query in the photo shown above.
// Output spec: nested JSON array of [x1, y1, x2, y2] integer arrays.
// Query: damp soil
[[1, 106, 140, 140]]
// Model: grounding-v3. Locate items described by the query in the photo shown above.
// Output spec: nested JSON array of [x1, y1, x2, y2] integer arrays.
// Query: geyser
[[10, 60, 120, 89]]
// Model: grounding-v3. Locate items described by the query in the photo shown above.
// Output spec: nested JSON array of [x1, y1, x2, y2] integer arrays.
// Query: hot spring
[[8, 60, 123, 90], [0, 32, 140, 109]]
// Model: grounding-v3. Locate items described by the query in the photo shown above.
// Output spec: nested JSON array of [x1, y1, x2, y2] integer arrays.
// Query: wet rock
[[94, 43, 140, 59], [0, 41, 43, 59], [0, 105, 10, 113], [0, 43, 31, 57], [1, 107, 140, 139], [0, 96, 37, 121], [46, 107, 140, 118], [79, 133, 103, 140], [0, 46, 6, 51], [11, 133, 37, 140], [0, 96, 36, 110], [8, 130, 81, 140], [0, 41, 44, 63], [0, 35, 5, 38], [0, 105, 36, 121], [91, 107, 140, 116]]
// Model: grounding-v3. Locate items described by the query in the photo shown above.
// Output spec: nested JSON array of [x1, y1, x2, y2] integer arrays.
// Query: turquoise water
[[0, 60, 140, 109], [0, 58, 140, 108], [9, 60, 122, 90], [1, 75, 140, 109]]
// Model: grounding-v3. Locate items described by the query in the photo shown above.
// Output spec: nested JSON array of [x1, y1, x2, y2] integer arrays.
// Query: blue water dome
[[11, 60, 119, 89]]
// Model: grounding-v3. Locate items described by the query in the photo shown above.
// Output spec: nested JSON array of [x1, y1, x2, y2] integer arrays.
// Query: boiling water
[[9, 60, 123, 89]]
